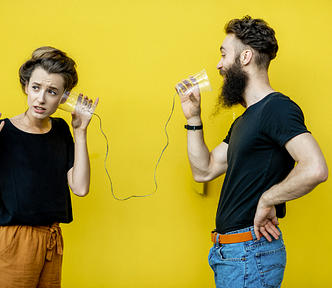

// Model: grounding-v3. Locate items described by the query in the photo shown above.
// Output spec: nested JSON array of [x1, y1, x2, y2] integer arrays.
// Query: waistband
[[35, 223, 63, 261]]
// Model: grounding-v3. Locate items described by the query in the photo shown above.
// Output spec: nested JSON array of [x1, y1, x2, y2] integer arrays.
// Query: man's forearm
[[259, 159, 328, 207], [187, 127, 212, 182], [186, 117, 228, 182]]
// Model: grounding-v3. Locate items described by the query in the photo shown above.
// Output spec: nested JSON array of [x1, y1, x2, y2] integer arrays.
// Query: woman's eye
[[32, 86, 39, 90], [48, 90, 57, 96]]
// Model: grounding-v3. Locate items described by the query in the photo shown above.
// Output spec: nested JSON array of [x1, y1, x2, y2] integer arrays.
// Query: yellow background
[[1, 0, 331, 287]]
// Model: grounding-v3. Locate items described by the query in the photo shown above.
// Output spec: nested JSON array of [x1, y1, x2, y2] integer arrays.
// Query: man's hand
[[254, 201, 280, 242], [177, 77, 201, 122]]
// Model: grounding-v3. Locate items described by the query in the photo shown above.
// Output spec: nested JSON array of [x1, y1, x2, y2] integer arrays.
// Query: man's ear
[[241, 50, 253, 66]]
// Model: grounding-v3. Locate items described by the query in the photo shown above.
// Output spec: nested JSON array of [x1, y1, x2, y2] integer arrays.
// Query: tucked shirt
[[216, 92, 309, 234]]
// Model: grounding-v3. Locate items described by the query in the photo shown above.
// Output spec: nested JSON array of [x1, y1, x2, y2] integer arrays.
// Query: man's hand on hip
[[254, 203, 280, 242]]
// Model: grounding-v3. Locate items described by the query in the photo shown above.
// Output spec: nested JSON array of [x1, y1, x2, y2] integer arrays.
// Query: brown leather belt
[[211, 231, 261, 244]]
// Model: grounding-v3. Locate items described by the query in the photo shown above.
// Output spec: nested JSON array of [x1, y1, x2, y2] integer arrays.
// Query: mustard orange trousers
[[0, 223, 63, 288]]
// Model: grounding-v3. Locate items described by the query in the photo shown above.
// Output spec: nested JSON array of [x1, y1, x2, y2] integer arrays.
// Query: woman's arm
[[67, 94, 99, 197]]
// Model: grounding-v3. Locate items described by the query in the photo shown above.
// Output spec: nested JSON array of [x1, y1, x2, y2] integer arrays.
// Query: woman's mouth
[[33, 106, 46, 113]]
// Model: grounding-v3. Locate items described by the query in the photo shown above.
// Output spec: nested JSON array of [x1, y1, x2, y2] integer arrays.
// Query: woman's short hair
[[224, 15, 279, 69], [19, 46, 78, 93]]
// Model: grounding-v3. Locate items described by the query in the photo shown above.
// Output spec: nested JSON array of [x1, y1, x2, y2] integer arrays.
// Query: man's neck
[[243, 68, 275, 108]]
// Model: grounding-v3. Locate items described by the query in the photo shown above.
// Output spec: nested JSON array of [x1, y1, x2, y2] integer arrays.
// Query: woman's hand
[[0, 113, 4, 132], [71, 94, 99, 131]]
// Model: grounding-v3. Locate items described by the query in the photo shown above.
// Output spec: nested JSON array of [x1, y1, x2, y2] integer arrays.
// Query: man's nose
[[217, 58, 223, 70]]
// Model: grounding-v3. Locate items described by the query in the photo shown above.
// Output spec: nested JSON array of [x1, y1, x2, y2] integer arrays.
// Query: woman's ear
[[25, 82, 29, 94]]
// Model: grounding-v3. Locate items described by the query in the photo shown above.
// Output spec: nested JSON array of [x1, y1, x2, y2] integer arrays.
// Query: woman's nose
[[37, 92, 46, 103]]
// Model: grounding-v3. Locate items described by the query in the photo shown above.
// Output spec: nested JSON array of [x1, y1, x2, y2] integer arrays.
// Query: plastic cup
[[58, 90, 97, 114], [58, 90, 79, 112], [175, 69, 212, 97]]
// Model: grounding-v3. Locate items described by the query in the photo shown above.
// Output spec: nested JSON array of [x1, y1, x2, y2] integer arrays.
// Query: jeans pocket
[[255, 245, 286, 288], [219, 248, 245, 262]]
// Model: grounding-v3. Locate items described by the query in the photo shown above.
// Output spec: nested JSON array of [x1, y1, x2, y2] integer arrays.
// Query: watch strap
[[184, 124, 203, 131]]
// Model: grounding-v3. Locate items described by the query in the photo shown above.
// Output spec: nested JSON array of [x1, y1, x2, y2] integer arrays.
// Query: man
[[179, 16, 328, 287]]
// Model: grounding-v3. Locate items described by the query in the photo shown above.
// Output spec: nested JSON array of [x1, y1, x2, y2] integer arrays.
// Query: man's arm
[[188, 129, 228, 182], [179, 81, 228, 182], [254, 132, 328, 241]]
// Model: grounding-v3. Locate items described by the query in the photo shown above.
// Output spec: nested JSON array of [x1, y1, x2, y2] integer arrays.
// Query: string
[[93, 92, 177, 201]]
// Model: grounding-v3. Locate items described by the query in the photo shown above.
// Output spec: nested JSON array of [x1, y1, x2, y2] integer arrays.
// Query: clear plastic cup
[[175, 69, 212, 97], [58, 90, 97, 114], [58, 90, 78, 112]]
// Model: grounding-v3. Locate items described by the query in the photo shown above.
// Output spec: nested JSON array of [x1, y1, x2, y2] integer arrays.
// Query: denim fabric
[[208, 226, 286, 288]]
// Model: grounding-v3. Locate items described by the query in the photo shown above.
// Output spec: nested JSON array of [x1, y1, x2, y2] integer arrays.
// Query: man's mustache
[[219, 69, 226, 76]]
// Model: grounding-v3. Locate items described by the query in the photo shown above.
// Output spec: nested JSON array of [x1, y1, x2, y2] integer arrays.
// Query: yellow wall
[[1, 0, 331, 287]]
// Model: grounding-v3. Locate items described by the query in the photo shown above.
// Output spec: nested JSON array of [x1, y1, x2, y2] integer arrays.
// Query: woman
[[0, 46, 98, 287]]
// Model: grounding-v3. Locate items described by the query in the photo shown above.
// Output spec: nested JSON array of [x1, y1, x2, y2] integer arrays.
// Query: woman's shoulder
[[51, 117, 72, 135], [2, 117, 21, 132], [0, 118, 11, 132], [8, 114, 24, 128], [51, 117, 69, 127], [0, 118, 10, 124]]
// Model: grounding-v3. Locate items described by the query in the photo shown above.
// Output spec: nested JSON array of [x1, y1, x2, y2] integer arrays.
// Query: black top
[[0, 117, 74, 226], [216, 93, 309, 234]]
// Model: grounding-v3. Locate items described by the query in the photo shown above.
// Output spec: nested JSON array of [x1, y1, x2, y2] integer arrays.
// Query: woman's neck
[[10, 111, 52, 134]]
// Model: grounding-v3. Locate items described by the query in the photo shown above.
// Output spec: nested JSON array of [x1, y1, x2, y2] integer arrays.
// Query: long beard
[[213, 58, 249, 115]]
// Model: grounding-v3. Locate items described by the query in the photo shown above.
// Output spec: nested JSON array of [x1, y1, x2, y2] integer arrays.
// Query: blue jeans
[[208, 226, 286, 288]]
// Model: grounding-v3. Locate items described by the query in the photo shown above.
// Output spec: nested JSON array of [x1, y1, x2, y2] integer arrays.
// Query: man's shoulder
[[265, 92, 291, 103], [263, 92, 302, 111]]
